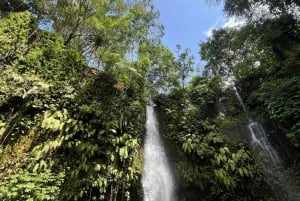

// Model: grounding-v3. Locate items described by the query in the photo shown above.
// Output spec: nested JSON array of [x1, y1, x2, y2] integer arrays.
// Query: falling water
[[232, 85, 300, 200], [232, 86, 281, 163], [248, 121, 281, 162], [233, 86, 247, 113], [142, 106, 175, 201]]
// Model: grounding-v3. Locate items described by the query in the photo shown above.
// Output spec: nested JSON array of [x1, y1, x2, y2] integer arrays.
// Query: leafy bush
[[0, 170, 64, 201]]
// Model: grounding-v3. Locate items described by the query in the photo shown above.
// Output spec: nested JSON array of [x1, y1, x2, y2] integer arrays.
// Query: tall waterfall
[[142, 106, 175, 201], [232, 86, 281, 163]]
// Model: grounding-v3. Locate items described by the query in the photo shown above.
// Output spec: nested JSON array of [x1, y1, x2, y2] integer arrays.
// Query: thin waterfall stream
[[233, 85, 300, 200], [233, 86, 281, 164], [142, 106, 175, 201]]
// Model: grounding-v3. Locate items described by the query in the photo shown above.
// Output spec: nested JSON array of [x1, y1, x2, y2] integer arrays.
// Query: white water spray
[[142, 106, 175, 201]]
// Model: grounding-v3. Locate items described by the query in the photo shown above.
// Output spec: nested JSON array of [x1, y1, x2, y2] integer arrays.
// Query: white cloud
[[204, 17, 225, 38], [204, 27, 214, 38], [204, 16, 246, 38], [222, 16, 246, 29], [204, 1, 300, 39]]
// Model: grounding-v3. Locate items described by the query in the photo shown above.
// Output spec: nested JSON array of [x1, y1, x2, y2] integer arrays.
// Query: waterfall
[[142, 106, 175, 201], [233, 86, 247, 113], [232, 86, 281, 163], [232, 85, 300, 200], [248, 121, 281, 163]]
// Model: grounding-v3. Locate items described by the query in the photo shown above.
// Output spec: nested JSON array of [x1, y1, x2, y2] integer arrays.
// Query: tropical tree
[[175, 45, 195, 88]]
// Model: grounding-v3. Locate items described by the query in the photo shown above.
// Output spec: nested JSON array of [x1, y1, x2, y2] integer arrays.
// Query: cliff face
[[262, 120, 300, 164]]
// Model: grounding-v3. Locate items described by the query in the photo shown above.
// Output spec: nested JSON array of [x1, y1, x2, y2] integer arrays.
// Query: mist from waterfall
[[142, 106, 175, 201]]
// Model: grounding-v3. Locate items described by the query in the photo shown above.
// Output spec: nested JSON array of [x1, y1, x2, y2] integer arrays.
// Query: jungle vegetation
[[0, 0, 300, 200]]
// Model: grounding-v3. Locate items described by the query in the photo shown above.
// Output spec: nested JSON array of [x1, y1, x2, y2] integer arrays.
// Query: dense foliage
[[0, 1, 168, 200], [200, 8, 300, 149], [155, 77, 276, 201], [1, 0, 300, 200], [198, 1, 300, 200]]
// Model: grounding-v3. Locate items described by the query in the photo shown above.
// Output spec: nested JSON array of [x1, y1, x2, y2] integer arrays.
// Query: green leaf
[[119, 146, 128, 160]]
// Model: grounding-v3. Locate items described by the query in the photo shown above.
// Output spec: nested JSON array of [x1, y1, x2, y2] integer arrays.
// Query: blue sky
[[152, 0, 225, 66]]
